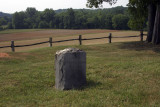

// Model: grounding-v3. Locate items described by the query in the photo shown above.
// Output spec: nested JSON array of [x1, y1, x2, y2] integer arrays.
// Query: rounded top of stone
[[56, 48, 84, 55]]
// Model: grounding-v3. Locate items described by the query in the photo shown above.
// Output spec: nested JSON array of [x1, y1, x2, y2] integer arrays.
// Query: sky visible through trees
[[0, 0, 128, 13]]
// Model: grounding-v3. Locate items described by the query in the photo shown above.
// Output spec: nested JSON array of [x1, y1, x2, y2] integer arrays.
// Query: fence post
[[49, 37, 52, 47], [109, 33, 112, 43], [140, 30, 143, 42], [79, 35, 82, 45], [11, 40, 15, 52]]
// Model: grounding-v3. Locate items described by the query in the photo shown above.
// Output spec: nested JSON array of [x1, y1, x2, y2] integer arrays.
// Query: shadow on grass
[[118, 41, 160, 53], [84, 79, 102, 89], [62, 80, 102, 91], [71, 80, 102, 91]]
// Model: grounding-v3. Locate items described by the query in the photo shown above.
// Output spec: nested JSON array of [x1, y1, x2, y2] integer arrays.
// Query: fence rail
[[0, 31, 147, 52], [53, 38, 78, 43], [112, 35, 139, 38], [0, 45, 11, 49], [15, 41, 49, 47], [82, 36, 109, 40]]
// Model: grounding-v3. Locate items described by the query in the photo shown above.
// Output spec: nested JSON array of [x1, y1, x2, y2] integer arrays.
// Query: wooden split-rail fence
[[0, 31, 147, 52]]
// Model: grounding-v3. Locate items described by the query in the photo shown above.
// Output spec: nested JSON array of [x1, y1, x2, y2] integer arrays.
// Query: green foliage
[[38, 21, 49, 28], [105, 14, 113, 29], [86, 0, 149, 30], [87, 17, 97, 29], [10, 6, 130, 30], [0, 15, 12, 29], [128, 18, 146, 30], [42, 9, 55, 24], [26, 8, 37, 17], [74, 12, 87, 29], [7, 22, 13, 29], [12, 12, 27, 29], [0, 26, 3, 31], [63, 8, 75, 29], [0, 17, 7, 25], [86, 0, 118, 8], [127, 0, 149, 30], [49, 21, 54, 28], [25, 8, 38, 29], [112, 14, 129, 30], [0, 12, 12, 18]]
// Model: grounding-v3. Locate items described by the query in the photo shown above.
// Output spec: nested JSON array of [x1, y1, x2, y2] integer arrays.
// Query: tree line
[[87, 0, 160, 44], [0, 6, 140, 30]]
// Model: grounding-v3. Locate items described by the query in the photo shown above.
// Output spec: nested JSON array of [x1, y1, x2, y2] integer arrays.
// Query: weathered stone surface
[[55, 48, 86, 90]]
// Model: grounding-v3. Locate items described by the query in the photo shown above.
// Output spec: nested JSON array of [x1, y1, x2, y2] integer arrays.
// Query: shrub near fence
[[0, 31, 147, 52]]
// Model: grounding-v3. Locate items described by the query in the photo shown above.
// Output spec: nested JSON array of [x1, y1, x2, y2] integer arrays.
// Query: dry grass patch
[[0, 53, 10, 58], [0, 29, 118, 42], [0, 30, 147, 52]]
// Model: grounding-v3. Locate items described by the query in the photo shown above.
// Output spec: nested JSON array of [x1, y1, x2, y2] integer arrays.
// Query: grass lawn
[[0, 29, 43, 34], [0, 42, 160, 106]]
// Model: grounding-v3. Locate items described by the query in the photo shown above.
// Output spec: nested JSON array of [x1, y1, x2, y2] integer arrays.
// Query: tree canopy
[[86, 0, 118, 8], [2, 7, 129, 30], [87, 0, 160, 44]]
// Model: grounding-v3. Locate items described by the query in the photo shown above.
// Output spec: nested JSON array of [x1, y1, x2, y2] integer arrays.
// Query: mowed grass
[[0, 29, 43, 34], [0, 42, 160, 106], [0, 29, 145, 52], [0, 29, 118, 42]]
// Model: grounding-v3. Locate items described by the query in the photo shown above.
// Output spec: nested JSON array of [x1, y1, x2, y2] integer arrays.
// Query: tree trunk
[[152, 2, 160, 44], [146, 3, 156, 42]]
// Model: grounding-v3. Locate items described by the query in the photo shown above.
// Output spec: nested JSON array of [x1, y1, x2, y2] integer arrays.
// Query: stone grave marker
[[55, 48, 86, 90]]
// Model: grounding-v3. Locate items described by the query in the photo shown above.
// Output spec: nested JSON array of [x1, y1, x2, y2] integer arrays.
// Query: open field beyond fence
[[0, 29, 146, 52]]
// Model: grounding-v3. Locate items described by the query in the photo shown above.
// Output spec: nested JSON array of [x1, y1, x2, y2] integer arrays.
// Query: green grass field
[[0, 42, 160, 106], [0, 29, 43, 34]]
